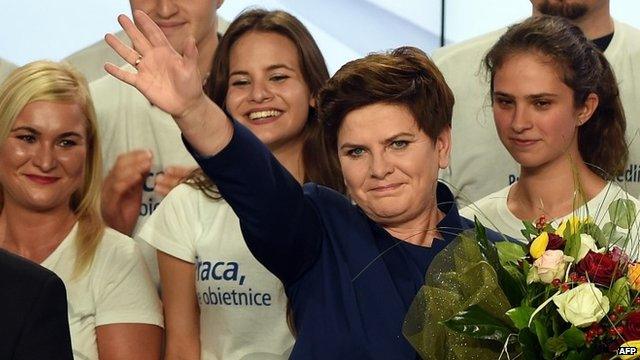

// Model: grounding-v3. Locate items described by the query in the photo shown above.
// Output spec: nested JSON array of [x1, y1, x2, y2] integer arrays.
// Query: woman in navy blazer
[[104, 11, 494, 358]]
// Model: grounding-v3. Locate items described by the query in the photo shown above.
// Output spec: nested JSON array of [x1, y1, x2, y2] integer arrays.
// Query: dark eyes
[[15, 134, 77, 148], [229, 74, 290, 87], [16, 134, 36, 143]]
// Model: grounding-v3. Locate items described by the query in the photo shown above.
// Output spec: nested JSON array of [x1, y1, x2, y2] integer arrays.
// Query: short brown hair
[[318, 46, 454, 187]]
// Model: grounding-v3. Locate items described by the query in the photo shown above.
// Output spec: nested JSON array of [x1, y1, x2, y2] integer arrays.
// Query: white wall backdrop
[[0, 0, 638, 72]]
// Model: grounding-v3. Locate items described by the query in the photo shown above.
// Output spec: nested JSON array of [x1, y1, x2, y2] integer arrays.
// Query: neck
[[197, 30, 219, 83], [271, 137, 306, 183], [0, 202, 76, 263], [383, 203, 445, 248], [532, 3, 614, 39], [509, 154, 605, 221]]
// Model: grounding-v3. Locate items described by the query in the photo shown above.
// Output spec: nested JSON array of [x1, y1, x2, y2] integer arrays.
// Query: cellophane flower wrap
[[404, 198, 640, 359]]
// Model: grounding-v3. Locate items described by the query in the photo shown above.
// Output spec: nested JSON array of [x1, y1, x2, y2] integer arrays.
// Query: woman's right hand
[[104, 10, 204, 119], [104, 10, 233, 157]]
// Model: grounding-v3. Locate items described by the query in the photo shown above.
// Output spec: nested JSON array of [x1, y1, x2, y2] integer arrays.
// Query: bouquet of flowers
[[403, 199, 640, 360]]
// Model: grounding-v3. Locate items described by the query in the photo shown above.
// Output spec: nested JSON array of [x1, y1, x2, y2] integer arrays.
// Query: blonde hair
[[0, 60, 104, 276]]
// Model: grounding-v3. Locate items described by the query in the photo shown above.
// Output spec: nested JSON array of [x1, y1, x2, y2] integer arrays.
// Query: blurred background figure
[[64, 18, 230, 82], [0, 61, 163, 359], [435, 0, 640, 204], [0, 57, 16, 83], [90, 0, 225, 286], [0, 249, 73, 360]]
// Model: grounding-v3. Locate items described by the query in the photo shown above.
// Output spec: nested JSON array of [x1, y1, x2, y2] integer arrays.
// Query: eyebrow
[[493, 91, 558, 100], [229, 64, 295, 77], [11, 126, 84, 138], [339, 132, 416, 150]]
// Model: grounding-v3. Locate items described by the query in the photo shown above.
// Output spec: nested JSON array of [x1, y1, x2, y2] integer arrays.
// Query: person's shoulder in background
[[0, 249, 73, 360], [0, 57, 17, 84], [64, 15, 230, 83]]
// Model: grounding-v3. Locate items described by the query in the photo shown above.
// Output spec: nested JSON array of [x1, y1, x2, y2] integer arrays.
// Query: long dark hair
[[187, 8, 343, 197], [484, 15, 627, 179]]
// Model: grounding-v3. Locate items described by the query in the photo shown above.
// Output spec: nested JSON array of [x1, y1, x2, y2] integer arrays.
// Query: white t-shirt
[[90, 71, 198, 285], [41, 224, 163, 360], [460, 182, 640, 246], [138, 184, 294, 360], [433, 20, 640, 204]]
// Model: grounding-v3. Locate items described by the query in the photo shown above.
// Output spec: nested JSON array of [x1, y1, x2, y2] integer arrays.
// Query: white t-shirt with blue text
[[138, 184, 294, 359]]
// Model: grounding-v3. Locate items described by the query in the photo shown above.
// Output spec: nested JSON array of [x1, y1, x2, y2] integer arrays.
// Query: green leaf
[[546, 336, 567, 355], [441, 304, 514, 343], [506, 306, 535, 330], [496, 241, 527, 266], [533, 319, 553, 360], [609, 199, 637, 229], [609, 277, 631, 308], [521, 220, 538, 240], [603, 222, 629, 247], [561, 326, 585, 350], [564, 233, 581, 260], [519, 327, 542, 360], [474, 217, 526, 307]]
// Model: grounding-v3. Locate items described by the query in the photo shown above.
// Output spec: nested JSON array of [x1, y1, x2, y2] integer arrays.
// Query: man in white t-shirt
[[0, 57, 17, 83], [90, 0, 224, 283], [434, 0, 640, 205]]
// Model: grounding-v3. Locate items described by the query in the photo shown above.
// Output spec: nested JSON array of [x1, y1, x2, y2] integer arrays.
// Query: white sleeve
[[93, 232, 164, 327], [137, 184, 199, 263]]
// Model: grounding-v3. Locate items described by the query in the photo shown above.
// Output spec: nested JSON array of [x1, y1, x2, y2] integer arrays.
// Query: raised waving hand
[[104, 10, 231, 156]]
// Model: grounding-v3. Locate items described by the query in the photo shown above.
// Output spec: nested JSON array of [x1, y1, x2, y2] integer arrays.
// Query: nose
[[32, 143, 57, 172], [156, 0, 178, 18], [369, 151, 394, 179], [249, 80, 274, 103], [510, 105, 533, 133]]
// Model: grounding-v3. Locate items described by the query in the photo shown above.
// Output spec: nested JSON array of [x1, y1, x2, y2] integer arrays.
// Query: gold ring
[[134, 55, 142, 67]]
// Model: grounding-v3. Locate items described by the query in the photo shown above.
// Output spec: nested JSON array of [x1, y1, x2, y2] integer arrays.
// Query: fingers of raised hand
[[132, 9, 171, 48], [117, 13, 152, 55]]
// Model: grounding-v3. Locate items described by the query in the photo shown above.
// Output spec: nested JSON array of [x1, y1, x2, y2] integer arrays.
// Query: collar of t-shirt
[[592, 32, 614, 52]]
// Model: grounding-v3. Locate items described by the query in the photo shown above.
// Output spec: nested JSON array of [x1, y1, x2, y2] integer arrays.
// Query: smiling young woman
[[0, 61, 163, 360], [461, 16, 639, 242]]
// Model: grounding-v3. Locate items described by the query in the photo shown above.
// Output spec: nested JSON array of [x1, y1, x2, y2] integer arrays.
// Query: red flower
[[546, 233, 566, 250], [624, 312, 640, 340], [576, 251, 624, 286]]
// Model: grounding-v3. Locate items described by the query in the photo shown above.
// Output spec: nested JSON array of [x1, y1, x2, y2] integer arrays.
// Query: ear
[[435, 126, 452, 169], [576, 92, 599, 126], [309, 94, 317, 109]]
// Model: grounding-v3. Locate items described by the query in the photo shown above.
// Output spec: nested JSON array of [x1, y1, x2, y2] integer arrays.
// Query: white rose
[[577, 234, 604, 262], [553, 283, 609, 328]]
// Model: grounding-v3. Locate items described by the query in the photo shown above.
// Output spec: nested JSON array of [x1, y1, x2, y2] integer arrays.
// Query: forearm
[[174, 94, 234, 158], [186, 120, 322, 283]]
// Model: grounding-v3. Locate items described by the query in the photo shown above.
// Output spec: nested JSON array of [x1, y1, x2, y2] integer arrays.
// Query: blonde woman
[[0, 61, 163, 359]]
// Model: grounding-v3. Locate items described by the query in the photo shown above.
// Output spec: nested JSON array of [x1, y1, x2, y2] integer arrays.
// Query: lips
[[155, 20, 186, 33], [510, 137, 540, 147], [370, 183, 403, 193], [25, 174, 60, 185]]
